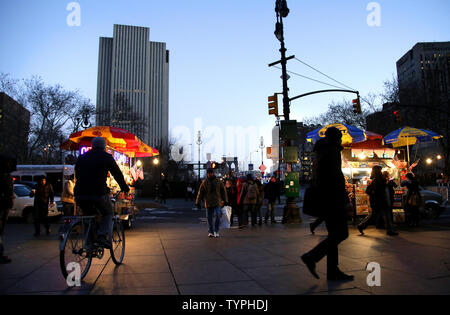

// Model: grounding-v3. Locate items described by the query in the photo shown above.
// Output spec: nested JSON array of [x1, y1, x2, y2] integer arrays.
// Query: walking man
[[264, 175, 279, 223], [196, 168, 228, 238], [300, 127, 354, 281], [239, 174, 260, 227], [33, 176, 54, 237]]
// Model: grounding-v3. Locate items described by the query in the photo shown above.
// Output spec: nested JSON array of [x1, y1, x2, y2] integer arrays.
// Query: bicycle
[[59, 194, 126, 280]]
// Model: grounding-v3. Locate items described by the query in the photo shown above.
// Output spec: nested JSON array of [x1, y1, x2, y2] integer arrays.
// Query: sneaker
[[214, 232, 220, 238], [208, 233, 214, 237], [357, 226, 364, 235], [95, 236, 112, 249]]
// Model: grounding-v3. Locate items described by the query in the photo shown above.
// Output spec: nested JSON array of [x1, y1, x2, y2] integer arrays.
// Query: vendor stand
[[60, 126, 159, 229], [343, 131, 407, 222]]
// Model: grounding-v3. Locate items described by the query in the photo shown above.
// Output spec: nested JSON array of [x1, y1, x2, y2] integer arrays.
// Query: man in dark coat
[[75, 137, 130, 248], [264, 175, 279, 223], [33, 176, 54, 237], [300, 127, 354, 281], [0, 155, 16, 263]]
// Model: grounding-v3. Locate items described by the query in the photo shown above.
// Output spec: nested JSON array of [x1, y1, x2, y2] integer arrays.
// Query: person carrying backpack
[[239, 174, 260, 227]]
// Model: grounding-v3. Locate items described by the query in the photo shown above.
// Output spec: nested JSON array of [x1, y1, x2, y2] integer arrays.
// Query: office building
[[97, 24, 169, 150]]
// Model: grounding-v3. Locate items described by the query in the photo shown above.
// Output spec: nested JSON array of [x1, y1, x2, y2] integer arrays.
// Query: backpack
[[247, 183, 257, 201], [407, 191, 421, 208]]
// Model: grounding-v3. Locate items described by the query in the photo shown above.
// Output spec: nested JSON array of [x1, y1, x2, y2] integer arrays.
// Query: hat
[[92, 137, 106, 150], [325, 127, 342, 140]]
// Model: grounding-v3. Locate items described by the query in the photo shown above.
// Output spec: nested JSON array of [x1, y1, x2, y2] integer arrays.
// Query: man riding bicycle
[[74, 137, 130, 249]]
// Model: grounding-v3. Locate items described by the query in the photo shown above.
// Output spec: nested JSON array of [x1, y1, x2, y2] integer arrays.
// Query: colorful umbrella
[[383, 126, 443, 166], [383, 126, 443, 147], [60, 126, 159, 157], [306, 123, 367, 146], [63, 126, 139, 150]]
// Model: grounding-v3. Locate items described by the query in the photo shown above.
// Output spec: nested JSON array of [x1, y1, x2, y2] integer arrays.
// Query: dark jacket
[[0, 173, 14, 209], [75, 148, 129, 196], [196, 176, 228, 208], [34, 182, 54, 206], [225, 186, 237, 207], [366, 177, 389, 210], [264, 181, 280, 203], [313, 138, 349, 215], [239, 180, 260, 205], [401, 178, 422, 209]]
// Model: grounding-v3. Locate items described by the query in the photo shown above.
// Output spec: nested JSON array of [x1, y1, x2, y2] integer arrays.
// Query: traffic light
[[275, 0, 290, 18], [394, 110, 402, 124], [268, 94, 279, 116], [352, 97, 361, 114]]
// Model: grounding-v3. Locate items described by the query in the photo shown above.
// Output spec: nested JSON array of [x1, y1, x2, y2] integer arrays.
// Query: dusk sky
[[1, 0, 449, 169]]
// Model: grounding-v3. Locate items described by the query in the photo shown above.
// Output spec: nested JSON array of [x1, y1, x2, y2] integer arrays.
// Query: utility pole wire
[[293, 57, 356, 91], [273, 66, 345, 90]]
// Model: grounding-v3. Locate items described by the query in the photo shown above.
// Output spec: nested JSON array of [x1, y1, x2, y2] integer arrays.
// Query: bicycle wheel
[[110, 218, 125, 265], [60, 221, 92, 280]]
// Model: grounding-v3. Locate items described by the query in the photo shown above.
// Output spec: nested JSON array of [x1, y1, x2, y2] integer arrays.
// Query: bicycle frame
[[59, 216, 96, 252]]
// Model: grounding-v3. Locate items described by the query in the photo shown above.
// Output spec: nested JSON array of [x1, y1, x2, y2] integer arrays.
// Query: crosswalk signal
[[268, 94, 279, 116], [352, 97, 361, 114], [394, 110, 402, 124]]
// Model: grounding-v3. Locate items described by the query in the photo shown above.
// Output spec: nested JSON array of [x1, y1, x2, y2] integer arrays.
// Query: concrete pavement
[[1, 199, 450, 295]]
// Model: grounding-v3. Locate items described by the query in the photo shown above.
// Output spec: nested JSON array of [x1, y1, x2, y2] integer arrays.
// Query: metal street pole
[[273, 0, 301, 224], [197, 131, 202, 182]]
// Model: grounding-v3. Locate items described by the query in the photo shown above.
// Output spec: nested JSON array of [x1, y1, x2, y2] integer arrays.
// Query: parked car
[[9, 184, 62, 223], [415, 187, 448, 219]]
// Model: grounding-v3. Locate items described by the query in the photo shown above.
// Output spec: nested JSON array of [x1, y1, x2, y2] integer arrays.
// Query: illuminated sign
[[80, 147, 92, 155], [113, 151, 128, 164]]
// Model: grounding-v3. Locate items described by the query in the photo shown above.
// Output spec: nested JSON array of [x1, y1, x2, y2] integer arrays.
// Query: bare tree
[[305, 96, 380, 130]]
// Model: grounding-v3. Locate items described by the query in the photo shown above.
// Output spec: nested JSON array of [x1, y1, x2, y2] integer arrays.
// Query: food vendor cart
[[342, 131, 408, 222], [60, 126, 159, 229]]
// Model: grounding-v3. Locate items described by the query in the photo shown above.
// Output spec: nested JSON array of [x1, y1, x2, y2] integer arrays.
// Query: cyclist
[[74, 137, 130, 249]]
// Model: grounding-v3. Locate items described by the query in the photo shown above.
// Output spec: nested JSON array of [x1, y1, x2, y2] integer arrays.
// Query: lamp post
[[272, 0, 301, 224], [197, 131, 202, 181]]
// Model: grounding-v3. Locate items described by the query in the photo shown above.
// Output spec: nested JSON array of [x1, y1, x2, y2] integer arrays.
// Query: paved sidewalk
[[1, 205, 450, 295]]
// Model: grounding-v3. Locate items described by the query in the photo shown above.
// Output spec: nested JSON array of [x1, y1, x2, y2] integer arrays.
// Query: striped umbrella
[[306, 123, 367, 146], [383, 126, 443, 166]]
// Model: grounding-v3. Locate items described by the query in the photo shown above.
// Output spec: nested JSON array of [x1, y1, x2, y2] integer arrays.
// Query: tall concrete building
[[96, 24, 169, 150], [396, 41, 450, 107]]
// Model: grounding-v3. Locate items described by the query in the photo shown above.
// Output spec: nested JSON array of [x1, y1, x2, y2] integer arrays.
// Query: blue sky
[[1, 0, 449, 169]]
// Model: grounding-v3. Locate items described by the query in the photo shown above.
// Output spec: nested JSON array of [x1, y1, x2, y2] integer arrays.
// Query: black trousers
[[306, 214, 349, 274], [33, 203, 50, 234], [0, 207, 9, 256]]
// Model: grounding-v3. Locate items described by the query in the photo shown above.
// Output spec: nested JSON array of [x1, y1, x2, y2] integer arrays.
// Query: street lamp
[[153, 158, 160, 165], [426, 158, 433, 165], [197, 131, 202, 181]]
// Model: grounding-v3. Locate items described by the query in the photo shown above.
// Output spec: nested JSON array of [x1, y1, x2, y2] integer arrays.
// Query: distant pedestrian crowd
[[195, 168, 282, 238]]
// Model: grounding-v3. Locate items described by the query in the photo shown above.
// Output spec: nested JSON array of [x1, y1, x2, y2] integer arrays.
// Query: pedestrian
[[224, 179, 237, 226], [61, 174, 75, 216], [160, 177, 169, 204], [300, 127, 354, 281], [255, 178, 264, 225], [264, 175, 279, 224], [401, 173, 422, 227], [33, 176, 55, 237], [196, 168, 228, 238], [236, 177, 244, 228], [384, 171, 397, 224], [357, 166, 398, 236], [239, 174, 260, 227], [0, 155, 16, 264]]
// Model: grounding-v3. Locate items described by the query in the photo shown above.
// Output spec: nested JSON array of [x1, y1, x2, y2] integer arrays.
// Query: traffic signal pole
[[268, 0, 301, 224]]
